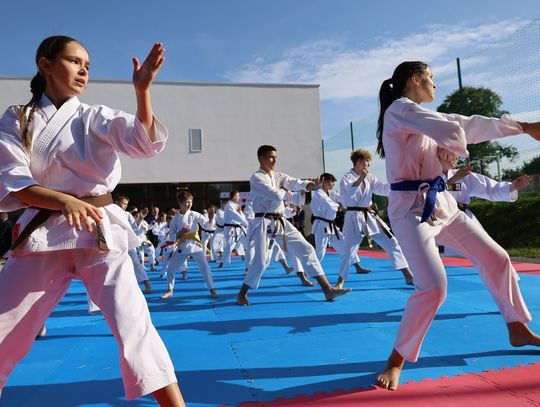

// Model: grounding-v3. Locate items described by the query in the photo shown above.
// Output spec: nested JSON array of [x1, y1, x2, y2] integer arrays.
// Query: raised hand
[[510, 174, 531, 192], [132, 42, 165, 94]]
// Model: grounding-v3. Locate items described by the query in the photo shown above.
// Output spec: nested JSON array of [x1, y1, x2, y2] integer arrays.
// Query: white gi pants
[[221, 226, 246, 265], [137, 243, 156, 267], [128, 248, 148, 283], [314, 229, 360, 264], [392, 210, 531, 362], [338, 212, 409, 280], [165, 250, 214, 292], [201, 231, 216, 261], [0, 227, 177, 400], [244, 217, 324, 289]]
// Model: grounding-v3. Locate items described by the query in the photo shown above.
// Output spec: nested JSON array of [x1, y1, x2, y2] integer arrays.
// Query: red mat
[[234, 363, 540, 407]]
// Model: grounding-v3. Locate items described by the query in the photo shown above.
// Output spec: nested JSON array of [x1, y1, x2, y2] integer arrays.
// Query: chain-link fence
[[324, 19, 540, 194]]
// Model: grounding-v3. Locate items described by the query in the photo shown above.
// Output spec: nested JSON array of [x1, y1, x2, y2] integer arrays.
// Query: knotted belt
[[175, 230, 209, 253], [255, 212, 287, 251], [390, 176, 446, 223], [312, 215, 340, 240], [224, 222, 247, 240], [11, 193, 113, 251], [346, 206, 393, 246]]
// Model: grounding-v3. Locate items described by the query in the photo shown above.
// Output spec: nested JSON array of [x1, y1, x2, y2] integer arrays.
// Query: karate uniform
[[220, 201, 248, 265], [126, 211, 150, 283], [311, 189, 359, 264], [0, 95, 177, 399], [200, 215, 217, 261], [383, 97, 531, 362], [338, 170, 409, 280], [441, 170, 519, 257], [164, 210, 215, 292], [133, 218, 157, 267], [243, 168, 324, 289]]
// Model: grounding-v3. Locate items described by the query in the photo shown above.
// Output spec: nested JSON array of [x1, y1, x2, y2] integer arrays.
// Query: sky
[[1, 0, 539, 180]]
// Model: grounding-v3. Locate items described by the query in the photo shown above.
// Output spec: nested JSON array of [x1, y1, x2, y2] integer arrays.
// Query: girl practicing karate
[[0, 35, 185, 405], [375, 60, 540, 391]]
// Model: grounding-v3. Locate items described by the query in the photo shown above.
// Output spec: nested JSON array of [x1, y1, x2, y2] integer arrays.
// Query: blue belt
[[390, 176, 446, 223]]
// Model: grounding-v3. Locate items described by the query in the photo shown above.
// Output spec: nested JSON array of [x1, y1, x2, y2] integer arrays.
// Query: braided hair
[[19, 35, 80, 152]]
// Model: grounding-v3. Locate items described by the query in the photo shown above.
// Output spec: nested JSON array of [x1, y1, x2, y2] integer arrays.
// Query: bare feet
[[354, 263, 372, 274], [376, 349, 405, 390], [508, 321, 540, 347], [210, 289, 219, 299], [181, 270, 187, 280], [161, 290, 173, 299], [324, 287, 352, 301], [297, 272, 315, 286], [36, 324, 47, 338], [143, 280, 152, 294], [236, 296, 250, 306], [400, 268, 414, 286], [334, 276, 344, 290]]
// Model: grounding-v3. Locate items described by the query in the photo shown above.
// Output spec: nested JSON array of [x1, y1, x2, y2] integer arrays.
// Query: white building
[[0, 78, 324, 210]]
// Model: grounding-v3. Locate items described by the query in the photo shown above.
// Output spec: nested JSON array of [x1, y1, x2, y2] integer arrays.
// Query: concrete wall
[[0, 78, 324, 184]]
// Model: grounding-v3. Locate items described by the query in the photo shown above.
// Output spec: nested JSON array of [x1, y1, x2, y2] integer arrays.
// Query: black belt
[[199, 225, 216, 234], [346, 206, 393, 241], [312, 215, 340, 240], [254, 213, 286, 251], [11, 192, 113, 251]]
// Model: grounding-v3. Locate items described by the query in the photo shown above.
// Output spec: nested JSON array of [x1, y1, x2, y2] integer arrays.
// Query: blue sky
[[2, 0, 539, 179]]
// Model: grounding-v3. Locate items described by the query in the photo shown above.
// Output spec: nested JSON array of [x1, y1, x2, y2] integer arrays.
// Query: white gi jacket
[[0, 95, 167, 253], [310, 189, 342, 236], [447, 169, 517, 205], [339, 170, 390, 236], [383, 97, 524, 223], [167, 210, 206, 254], [250, 168, 310, 215]]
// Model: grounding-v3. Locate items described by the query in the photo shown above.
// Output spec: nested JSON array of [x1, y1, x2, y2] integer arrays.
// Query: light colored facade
[[0, 78, 324, 185]]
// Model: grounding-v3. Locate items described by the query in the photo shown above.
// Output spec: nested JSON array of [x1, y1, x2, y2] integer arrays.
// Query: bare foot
[[334, 276, 344, 290], [210, 289, 219, 298], [302, 280, 316, 287], [325, 287, 352, 301], [36, 325, 47, 338], [354, 263, 372, 274], [181, 270, 187, 280], [401, 268, 414, 286], [508, 322, 540, 347], [236, 296, 250, 306], [376, 349, 404, 390], [160, 290, 173, 299], [284, 266, 294, 275]]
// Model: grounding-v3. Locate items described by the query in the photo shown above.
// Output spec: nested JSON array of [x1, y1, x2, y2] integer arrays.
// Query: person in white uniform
[[117, 196, 152, 293], [337, 149, 413, 288], [0, 36, 184, 405], [200, 205, 218, 262], [375, 60, 540, 391], [133, 210, 157, 270], [438, 153, 531, 256], [236, 145, 352, 306], [160, 191, 218, 299], [311, 173, 362, 266], [217, 190, 248, 267]]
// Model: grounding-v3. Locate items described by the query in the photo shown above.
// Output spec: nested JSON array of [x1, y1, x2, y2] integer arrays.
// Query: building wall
[[0, 78, 324, 185]]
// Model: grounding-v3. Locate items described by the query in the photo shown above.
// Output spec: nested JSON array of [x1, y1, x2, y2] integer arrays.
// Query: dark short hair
[[257, 145, 276, 158], [320, 173, 337, 182], [230, 190, 240, 200]]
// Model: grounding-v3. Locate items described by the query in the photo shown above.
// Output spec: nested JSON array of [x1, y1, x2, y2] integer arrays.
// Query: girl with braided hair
[[0, 35, 184, 405]]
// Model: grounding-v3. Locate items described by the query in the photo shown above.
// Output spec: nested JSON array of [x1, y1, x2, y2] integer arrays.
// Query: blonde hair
[[350, 148, 372, 165]]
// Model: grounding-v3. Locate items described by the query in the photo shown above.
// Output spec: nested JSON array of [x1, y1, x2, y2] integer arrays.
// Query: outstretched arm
[[132, 42, 166, 141], [517, 122, 540, 141]]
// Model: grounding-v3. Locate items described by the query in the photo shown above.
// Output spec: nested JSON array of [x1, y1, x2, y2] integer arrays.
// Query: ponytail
[[375, 61, 429, 159]]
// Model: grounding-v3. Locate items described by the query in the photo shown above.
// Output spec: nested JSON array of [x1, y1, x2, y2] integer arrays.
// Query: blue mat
[[2, 253, 540, 406]]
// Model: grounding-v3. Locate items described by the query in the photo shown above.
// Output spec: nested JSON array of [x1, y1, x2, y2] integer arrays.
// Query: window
[[189, 128, 202, 152]]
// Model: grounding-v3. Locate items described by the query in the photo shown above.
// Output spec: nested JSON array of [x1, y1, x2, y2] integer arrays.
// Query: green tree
[[437, 86, 518, 177], [502, 155, 540, 180]]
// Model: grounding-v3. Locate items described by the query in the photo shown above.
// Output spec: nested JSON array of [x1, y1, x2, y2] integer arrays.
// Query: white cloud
[[225, 19, 530, 102]]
